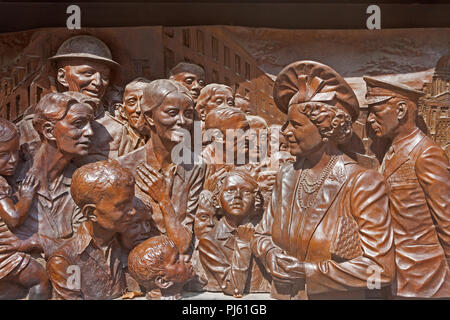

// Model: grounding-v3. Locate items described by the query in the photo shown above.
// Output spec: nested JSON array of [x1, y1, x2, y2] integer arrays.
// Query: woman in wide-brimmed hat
[[251, 61, 395, 300]]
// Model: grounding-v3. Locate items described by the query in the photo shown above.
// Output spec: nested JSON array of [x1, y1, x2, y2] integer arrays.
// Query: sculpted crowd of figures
[[0, 34, 448, 300]]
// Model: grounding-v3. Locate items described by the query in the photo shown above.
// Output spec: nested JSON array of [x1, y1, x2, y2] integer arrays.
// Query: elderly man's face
[[206, 89, 234, 114], [170, 72, 205, 103], [197, 88, 234, 122], [367, 99, 400, 139], [58, 59, 111, 100], [122, 82, 147, 131], [216, 115, 250, 158], [145, 92, 194, 146], [282, 106, 323, 158], [52, 102, 95, 157]]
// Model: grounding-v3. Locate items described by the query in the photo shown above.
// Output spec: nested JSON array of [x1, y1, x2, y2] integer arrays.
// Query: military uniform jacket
[[252, 154, 395, 299], [381, 128, 450, 298]]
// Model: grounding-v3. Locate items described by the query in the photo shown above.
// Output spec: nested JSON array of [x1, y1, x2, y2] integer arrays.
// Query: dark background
[[0, 1, 449, 33]]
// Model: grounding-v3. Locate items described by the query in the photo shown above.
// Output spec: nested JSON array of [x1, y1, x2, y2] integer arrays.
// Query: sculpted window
[[245, 62, 250, 80], [212, 36, 219, 61], [6, 102, 10, 120], [224, 46, 230, 68], [212, 70, 219, 83], [164, 47, 175, 77], [235, 54, 241, 75], [15, 94, 20, 120], [182, 29, 190, 47], [197, 30, 204, 54]]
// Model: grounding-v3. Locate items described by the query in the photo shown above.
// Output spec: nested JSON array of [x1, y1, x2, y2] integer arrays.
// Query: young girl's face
[[220, 175, 256, 219], [0, 136, 19, 176]]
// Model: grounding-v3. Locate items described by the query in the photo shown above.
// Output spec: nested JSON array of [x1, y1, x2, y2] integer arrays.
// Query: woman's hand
[[266, 248, 305, 281], [276, 252, 305, 278], [136, 162, 171, 203]]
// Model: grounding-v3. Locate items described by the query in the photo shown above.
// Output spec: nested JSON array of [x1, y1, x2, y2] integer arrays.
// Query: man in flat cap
[[17, 35, 131, 163], [365, 76, 450, 298]]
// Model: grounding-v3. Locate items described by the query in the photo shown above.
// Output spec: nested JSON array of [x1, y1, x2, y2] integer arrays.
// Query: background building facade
[[419, 54, 450, 157], [0, 26, 283, 125]]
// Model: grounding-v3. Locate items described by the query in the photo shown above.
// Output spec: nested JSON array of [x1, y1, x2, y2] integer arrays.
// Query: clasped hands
[[266, 248, 306, 282]]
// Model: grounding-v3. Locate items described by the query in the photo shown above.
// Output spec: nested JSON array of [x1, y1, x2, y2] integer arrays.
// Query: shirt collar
[[75, 222, 118, 256], [144, 143, 185, 181], [76, 223, 95, 255], [391, 128, 421, 154], [216, 217, 237, 240]]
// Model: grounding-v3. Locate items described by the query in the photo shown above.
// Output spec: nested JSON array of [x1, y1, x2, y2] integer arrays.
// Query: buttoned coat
[[252, 154, 395, 299], [380, 128, 450, 298]]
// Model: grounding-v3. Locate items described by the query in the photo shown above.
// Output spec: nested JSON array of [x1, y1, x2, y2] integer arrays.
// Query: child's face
[[163, 243, 195, 285], [94, 185, 136, 233], [194, 206, 216, 239], [220, 175, 256, 219], [0, 136, 19, 176], [119, 209, 153, 250]]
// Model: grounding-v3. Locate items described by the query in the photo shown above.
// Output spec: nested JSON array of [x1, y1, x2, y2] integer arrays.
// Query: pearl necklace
[[297, 155, 338, 209]]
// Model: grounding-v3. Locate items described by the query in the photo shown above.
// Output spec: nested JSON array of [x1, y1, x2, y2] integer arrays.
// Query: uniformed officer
[[365, 76, 450, 298]]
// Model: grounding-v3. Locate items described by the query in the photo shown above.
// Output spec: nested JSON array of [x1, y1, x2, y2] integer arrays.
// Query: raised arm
[[0, 173, 39, 229]]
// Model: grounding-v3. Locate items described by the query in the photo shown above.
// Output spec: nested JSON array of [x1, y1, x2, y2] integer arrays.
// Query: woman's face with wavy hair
[[281, 102, 353, 158], [281, 104, 323, 158]]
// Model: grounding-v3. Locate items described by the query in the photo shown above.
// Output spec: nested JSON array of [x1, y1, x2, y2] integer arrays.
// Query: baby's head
[[128, 235, 194, 299], [0, 118, 20, 176], [71, 160, 136, 233]]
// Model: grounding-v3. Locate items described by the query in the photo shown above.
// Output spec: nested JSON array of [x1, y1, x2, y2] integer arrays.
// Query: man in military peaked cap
[[365, 76, 450, 299], [17, 35, 131, 163]]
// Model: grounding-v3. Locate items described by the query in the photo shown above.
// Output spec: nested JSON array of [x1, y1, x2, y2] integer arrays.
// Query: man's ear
[[396, 100, 408, 121], [155, 276, 173, 290], [57, 68, 69, 88], [42, 122, 56, 142], [118, 103, 128, 120], [82, 204, 98, 222]]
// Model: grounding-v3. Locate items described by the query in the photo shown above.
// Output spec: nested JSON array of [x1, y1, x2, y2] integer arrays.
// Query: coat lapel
[[298, 155, 347, 261], [383, 130, 425, 179]]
